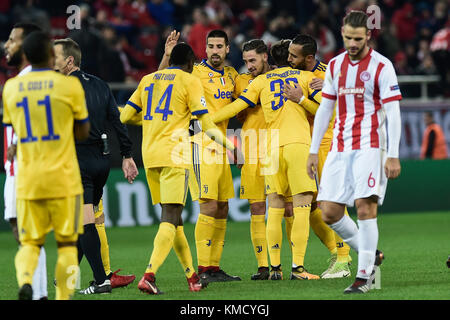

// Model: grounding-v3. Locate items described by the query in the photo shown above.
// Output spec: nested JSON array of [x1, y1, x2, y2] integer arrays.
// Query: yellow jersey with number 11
[[2, 69, 88, 200]]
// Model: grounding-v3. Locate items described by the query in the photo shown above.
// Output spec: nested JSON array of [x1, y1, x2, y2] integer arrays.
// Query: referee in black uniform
[[54, 38, 138, 294]]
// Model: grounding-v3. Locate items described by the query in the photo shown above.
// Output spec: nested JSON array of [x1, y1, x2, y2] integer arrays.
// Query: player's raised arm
[[158, 30, 180, 70]]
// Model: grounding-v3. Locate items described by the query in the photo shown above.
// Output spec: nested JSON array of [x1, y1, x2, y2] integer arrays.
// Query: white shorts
[[4, 175, 16, 221], [317, 148, 388, 207]]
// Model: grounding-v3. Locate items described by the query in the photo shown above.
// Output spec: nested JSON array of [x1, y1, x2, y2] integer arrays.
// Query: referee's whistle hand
[[306, 153, 318, 180]]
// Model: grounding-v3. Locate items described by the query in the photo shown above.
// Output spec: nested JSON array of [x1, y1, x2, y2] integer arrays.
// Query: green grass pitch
[[0, 211, 449, 301]]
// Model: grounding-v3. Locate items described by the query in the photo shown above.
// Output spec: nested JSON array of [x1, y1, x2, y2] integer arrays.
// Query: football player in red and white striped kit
[[306, 11, 402, 294]]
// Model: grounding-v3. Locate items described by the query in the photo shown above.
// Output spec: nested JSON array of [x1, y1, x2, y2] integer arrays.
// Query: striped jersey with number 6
[[322, 48, 402, 152]]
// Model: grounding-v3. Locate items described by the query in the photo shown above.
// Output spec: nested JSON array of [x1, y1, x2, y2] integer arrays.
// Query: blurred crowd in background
[[0, 0, 449, 102]]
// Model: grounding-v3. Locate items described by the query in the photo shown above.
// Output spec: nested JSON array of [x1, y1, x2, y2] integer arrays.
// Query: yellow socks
[[55, 246, 78, 300], [194, 213, 215, 268], [145, 222, 176, 274], [284, 215, 294, 248], [173, 226, 195, 278], [309, 206, 336, 254], [15, 244, 40, 288], [210, 218, 227, 269], [250, 215, 268, 268], [95, 222, 111, 276], [291, 205, 311, 267], [266, 207, 285, 267]]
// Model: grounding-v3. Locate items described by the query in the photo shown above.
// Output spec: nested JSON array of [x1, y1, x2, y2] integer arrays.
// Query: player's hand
[[236, 109, 248, 124], [309, 78, 324, 91], [7, 144, 16, 162], [283, 82, 303, 103], [306, 153, 318, 180], [384, 157, 401, 179], [164, 30, 180, 57], [122, 157, 139, 183], [234, 148, 244, 169]]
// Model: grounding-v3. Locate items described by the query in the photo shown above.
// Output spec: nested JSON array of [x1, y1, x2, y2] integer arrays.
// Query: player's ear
[[366, 29, 371, 41], [263, 52, 268, 62]]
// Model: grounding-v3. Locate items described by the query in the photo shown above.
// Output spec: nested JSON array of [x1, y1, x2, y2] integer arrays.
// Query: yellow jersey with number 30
[[239, 66, 320, 148], [126, 67, 209, 169], [2, 69, 88, 200]]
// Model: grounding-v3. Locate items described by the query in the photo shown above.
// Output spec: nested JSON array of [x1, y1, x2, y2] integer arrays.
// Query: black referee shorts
[[76, 144, 111, 206]]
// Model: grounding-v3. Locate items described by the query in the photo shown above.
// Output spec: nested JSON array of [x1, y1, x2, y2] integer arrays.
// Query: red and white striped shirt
[[322, 48, 402, 152]]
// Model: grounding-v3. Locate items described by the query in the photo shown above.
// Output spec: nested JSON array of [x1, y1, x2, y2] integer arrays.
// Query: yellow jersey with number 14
[[2, 69, 88, 200], [126, 67, 209, 169]]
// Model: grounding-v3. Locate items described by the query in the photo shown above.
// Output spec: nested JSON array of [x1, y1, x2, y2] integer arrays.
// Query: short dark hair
[[13, 22, 42, 39], [169, 42, 195, 66], [291, 34, 317, 57], [242, 39, 268, 54], [343, 10, 368, 30], [270, 39, 291, 67], [54, 38, 82, 67], [22, 31, 52, 65], [206, 29, 229, 46]]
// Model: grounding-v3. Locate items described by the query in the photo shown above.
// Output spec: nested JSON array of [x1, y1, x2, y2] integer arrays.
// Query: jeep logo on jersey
[[214, 89, 232, 99]]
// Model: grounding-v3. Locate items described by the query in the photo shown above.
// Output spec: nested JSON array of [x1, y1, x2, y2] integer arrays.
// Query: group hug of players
[[4, 10, 402, 299]]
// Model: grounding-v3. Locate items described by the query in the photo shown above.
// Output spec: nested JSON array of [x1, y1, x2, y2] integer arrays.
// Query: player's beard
[[6, 47, 23, 68], [347, 42, 367, 60], [209, 54, 224, 69], [292, 60, 306, 71]]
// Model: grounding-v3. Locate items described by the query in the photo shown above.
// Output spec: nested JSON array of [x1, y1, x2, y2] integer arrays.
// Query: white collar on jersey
[[18, 65, 32, 76]]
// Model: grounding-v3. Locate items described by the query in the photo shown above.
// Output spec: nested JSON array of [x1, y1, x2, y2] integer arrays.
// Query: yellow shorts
[[240, 160, 265, 201], [16, 194, 83, 245], [146, 167, 190, 205], [264, 143, 316, 197], [312, 138, 332, 202], [190, 144, 234, 201]]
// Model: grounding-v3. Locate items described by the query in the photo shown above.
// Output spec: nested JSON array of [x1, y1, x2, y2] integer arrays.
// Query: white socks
[[32, 247, 48, 300], [329, 215, 379, 280], [356, 218, 378, 279], [329, 215, 359, 252]]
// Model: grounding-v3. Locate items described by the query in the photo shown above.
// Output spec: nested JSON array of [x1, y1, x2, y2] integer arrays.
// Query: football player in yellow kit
[[121, 42, 238, 294], [211, 40, 322, 280], [2, 31, 90, 300], [159, 30, 241, 282], [284, 34, 352, 279], [234, 39, 271, 280]]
